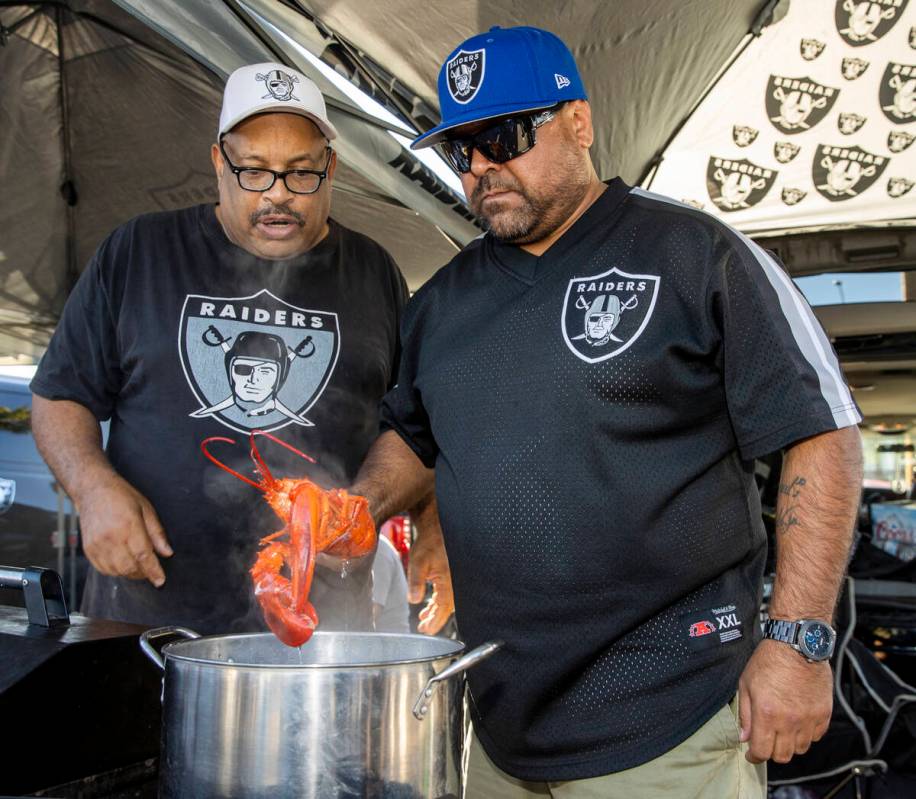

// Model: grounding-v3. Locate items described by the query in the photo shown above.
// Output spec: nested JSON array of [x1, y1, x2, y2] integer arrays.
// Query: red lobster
[[201, 431, 376, 647]]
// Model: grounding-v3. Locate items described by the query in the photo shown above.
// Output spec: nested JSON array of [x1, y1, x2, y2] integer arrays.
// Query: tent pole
[[55, 5, 78, 291]]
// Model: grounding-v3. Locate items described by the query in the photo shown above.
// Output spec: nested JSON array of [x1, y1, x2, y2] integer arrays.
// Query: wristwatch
[[763, 618, 836, 662]]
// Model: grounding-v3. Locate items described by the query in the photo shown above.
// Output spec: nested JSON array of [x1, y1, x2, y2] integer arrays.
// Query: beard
[[468, 151, 592, 245]]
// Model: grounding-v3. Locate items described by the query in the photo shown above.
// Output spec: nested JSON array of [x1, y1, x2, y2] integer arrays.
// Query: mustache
[[470, 173, 522, 207], [249, 204, 305, 227]]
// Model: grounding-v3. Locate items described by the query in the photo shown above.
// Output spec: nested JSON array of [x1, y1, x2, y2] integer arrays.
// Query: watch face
[[799, 621, 834, 660]]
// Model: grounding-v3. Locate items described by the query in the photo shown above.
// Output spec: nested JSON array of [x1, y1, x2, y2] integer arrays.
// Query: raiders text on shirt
[[198, 300, 325, 329]]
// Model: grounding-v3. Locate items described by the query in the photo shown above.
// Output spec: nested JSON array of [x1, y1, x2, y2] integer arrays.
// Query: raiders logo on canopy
[[888, 130, 915, 152], [561, 268, 660, 364], [836, 0, 909, 46], [841, 57, 870, 80], [880, 63, 916, 123], [888, 177, 914, 198], [813, 143, 889, 202], [446, 49, 485, 104], [732, 125, 759, 147], [766, 75, 839, 134], [179, 289, 340, 433], [838, 112, 867, 135], [706, 156, 777, 212], [781, 187, 807, 206], [774, 141, 801, 163], [800, 39, 826, 60]]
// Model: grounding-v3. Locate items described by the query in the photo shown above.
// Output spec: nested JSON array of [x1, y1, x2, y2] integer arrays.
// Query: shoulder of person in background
[[372, 532, 410, 633]]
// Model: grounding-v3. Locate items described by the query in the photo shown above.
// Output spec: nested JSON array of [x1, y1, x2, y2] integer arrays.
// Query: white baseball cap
[[218, 63, 338, 140]]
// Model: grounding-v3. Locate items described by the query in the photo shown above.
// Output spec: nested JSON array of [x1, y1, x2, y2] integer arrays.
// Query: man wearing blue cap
[[353, 26, 863, 797]]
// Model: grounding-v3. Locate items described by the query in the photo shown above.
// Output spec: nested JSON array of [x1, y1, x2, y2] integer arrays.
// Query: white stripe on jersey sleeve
[[630, 189, 861, 430]]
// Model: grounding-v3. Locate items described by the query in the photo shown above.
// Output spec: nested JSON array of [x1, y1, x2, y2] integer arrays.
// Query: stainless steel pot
[[140, 628, 500, 799]]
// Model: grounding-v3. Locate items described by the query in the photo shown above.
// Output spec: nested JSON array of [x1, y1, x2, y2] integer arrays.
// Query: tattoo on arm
[[776, 476, 807, 536]]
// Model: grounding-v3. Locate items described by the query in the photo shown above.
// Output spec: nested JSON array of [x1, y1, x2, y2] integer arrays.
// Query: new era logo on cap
[[555, 74, 571, 89]]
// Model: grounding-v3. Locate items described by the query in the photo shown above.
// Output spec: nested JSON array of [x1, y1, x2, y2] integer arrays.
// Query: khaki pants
[[463, 697, 767, 799]]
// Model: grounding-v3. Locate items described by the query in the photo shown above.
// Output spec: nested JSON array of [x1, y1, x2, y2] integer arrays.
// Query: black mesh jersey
[[380, 179, 860, 781]]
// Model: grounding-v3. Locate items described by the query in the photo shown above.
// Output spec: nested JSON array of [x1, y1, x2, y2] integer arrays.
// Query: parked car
[[0, 374, 87, 609]]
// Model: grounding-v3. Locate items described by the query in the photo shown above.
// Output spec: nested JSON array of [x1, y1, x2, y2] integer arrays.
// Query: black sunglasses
[[219, 140, 333, 195], [439, 106, 559, 174]]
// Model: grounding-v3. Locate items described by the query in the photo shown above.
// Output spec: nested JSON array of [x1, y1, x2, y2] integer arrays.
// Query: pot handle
[[412, 640, 502, 720], [139, 626, 202, 670]]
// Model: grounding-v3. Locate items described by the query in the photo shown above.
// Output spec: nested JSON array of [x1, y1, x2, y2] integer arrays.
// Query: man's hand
[[77, 476, 173, 587], [738, 639, 833, 764], [407, 522, 454, 635]]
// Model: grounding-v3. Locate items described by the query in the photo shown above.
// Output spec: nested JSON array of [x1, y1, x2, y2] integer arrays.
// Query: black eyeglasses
[[219, 140, 333, 194], [439, 107, 559, 174]]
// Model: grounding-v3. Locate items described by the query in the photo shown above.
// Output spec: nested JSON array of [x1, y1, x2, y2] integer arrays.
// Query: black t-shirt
[[380, 180, 860, 780], [32, 204, 408, 633]]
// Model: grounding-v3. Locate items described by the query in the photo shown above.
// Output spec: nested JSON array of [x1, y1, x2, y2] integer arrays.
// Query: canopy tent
[[3, 0, 915, 430], [0, 0, 777, 362], [647, 0, 916, 234]]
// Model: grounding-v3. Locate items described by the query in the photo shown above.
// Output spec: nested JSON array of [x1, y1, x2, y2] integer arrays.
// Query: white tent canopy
[[647, 0, 916, 234]]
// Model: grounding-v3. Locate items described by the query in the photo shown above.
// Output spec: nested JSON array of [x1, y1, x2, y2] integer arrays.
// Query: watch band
[[763, 618, 799, 646]]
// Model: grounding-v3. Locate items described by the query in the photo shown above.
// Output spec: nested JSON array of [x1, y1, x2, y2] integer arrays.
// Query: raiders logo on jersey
[[561, 268, 660, 364], [180, 289, 340, 433], [781, 187, 807, 206]]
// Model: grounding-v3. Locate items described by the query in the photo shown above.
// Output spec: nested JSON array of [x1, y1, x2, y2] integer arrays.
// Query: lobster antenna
[[201, 437, 263, 490]]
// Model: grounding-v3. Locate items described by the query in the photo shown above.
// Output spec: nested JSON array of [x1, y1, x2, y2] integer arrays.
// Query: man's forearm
[[768, 425, 863, 621], [31, 396, 116, 506], [352, 430, 434, 526]]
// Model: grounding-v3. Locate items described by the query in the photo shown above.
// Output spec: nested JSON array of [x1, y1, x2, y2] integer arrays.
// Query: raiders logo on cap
[[446, 49, 485, 105], [256, 69, 299, 102], [813, 143, 888, 202], [706, 156, 777, 212]]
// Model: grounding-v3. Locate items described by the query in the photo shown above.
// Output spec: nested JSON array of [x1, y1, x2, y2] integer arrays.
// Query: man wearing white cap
[[30, 63, 409, 634]]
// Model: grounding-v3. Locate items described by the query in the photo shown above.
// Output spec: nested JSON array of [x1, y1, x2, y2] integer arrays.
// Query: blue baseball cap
[[411, 26, 587, 150]]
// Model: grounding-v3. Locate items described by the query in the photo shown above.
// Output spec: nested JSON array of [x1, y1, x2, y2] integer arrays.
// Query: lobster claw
[[253, 569, 319, 648]]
